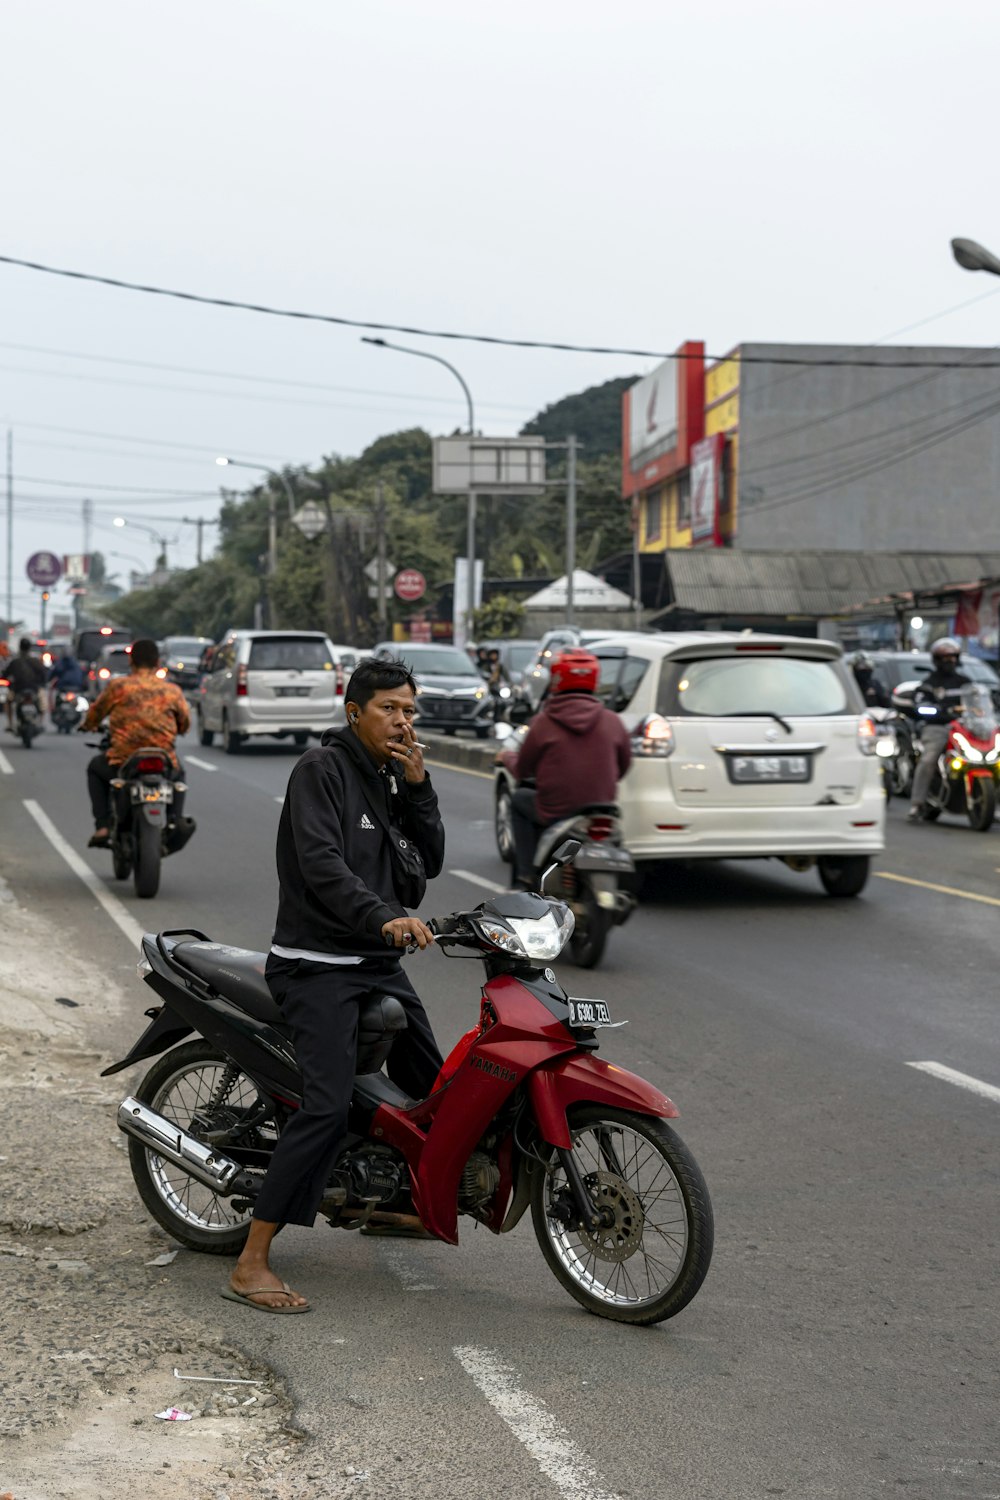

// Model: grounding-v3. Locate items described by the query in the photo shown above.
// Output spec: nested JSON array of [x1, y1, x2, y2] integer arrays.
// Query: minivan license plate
[[730, 754, 809, 783], [568, 998, 613, 1028], [275, 686, 312, 697]]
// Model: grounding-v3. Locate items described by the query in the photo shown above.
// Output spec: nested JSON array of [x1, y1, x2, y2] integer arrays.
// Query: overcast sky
[[2, 0, 999, 628]]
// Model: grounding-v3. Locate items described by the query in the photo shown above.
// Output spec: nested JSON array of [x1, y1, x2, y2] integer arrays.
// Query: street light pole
[[112, 516, 169, 567], [361, 336, 479, 642]]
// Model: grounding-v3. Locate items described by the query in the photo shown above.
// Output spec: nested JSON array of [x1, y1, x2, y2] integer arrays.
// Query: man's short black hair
[[345, 656, 417, 710], [131, 638, 160, 670], [18, 637, 32, 653]]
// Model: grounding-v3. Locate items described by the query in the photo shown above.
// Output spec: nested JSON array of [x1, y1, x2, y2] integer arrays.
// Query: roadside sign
[[63, 553, 91, 581], [395, 568, 427, 602], [26, 551, 62, 587], [291, 501, 328, 540]]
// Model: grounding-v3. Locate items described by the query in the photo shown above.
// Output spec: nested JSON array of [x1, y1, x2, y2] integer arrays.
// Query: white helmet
[[930, 636, 961, 662]]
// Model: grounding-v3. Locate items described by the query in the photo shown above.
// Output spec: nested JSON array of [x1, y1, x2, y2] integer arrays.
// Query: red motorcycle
[[913, 683, 1000, 831], [106, 843, 713, 1326]]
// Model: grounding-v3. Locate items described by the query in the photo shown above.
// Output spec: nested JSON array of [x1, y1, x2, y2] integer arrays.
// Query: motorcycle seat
[[171, 942, 409, 1069], [173, 942, 278, 1023]]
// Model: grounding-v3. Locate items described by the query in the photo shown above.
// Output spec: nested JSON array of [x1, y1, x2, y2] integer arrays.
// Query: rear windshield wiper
[[724, 710, 794, 733]]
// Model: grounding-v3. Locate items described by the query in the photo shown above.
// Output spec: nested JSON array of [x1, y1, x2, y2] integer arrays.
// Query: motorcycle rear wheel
[[530, 1106, 713, 1325], [568, 893, 610, 968], [128, 1040, 265, 1254], [133, 818, 161, 898], [967, 776, 996, 832]]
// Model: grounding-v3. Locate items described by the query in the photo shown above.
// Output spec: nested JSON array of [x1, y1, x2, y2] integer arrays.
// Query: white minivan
[[497, 631, 886, 897], [198, 630, 343, 753]]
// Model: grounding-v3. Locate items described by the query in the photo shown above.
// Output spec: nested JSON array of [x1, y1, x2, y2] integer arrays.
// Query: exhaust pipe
[[117, 1097, 249, 1197]]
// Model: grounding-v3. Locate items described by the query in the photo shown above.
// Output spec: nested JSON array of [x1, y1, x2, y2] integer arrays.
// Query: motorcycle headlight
[[471, 905, 575, 961], [953, 731, 984, 763]]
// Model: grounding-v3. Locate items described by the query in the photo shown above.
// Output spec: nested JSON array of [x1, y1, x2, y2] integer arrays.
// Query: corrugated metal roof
[[662, 550, 1000, 618]]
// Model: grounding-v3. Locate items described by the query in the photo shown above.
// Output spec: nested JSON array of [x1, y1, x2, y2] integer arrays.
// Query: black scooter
[[86, 737, 195, 898]]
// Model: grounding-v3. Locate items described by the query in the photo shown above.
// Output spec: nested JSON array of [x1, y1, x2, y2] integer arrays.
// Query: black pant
[[511, 787, 556, 884], [252, 954, 444, 1228], [87, 751, 185, 828]]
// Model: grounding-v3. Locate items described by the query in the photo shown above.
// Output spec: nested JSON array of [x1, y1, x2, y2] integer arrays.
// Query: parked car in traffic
[[522, 626, 650, 710], [197, 630, 343, 753], [373, 641, 494, 737], [870, 649, 1000, 703], [161, 635, 213, 692], [494, 631, 886, 898], [87, 643, 135, 690]]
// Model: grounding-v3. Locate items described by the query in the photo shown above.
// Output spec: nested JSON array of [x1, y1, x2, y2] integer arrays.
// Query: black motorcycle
[[532, 808, 636, 968], [11, 688, 43, 748], [88, 739, 195, 898], [52, 689, 88, 735]]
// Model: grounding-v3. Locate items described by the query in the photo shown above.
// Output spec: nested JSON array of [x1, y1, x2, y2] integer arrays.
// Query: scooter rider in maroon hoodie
[[498, 649, 632, 888]]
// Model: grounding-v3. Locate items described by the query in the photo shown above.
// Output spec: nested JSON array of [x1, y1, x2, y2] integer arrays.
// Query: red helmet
[[549, 649, 600, 695]]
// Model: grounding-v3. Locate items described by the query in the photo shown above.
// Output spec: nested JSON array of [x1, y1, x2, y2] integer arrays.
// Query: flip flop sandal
[[221, 1281, 310, 1314]]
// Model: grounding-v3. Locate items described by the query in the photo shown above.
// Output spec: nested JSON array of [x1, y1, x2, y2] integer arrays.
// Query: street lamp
[[361, 336, 479, 640], [951, 237, 1000, 277], [112, 516, 170, 568]]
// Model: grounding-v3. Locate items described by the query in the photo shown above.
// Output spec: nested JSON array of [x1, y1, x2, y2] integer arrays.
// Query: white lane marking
[[453, 1346, 622, 1500], [22, 799, 146, 950], [0, 748, 14, 775], [185, 755, 217, 772], [906, 1061, 1000, 1104], [450, 869, 506, 894], [380, 1246, 438, 1292]]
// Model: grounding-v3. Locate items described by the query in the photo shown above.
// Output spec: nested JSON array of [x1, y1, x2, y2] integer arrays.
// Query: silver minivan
[[197, 630, 342, 754]]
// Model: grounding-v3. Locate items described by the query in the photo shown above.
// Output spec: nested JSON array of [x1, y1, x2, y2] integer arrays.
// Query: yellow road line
[[424, 758, 494, 781], [875, 870, 1000, 908]]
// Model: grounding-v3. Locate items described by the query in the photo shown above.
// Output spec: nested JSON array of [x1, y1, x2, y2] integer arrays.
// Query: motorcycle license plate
[[729, 754, 810, 784], [567, 997, 614, 1029]]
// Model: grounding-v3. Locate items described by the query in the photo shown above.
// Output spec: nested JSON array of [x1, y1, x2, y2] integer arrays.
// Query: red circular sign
[[394, 568, 426, 602]]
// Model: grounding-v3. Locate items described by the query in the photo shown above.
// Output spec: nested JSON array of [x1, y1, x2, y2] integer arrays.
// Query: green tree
[[471, 594, 526, 639]]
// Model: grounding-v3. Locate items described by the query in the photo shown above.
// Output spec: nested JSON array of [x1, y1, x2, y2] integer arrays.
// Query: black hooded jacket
[[271, 726, 445, 959]]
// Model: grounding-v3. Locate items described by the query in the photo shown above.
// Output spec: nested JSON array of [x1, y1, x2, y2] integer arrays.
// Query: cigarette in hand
[[412, 741, 428, 750]]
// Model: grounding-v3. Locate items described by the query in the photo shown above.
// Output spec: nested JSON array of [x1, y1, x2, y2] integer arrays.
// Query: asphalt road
[[1, 723, 998, 1499]]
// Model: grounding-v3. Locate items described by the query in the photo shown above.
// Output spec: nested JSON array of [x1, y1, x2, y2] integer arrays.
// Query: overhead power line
[[6, 251, 1000, 368]]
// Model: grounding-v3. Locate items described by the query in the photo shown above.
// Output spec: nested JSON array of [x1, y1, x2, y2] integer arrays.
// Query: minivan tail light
[[335, 664, 345, 695], [236, 663, 248, 697], [857, 715, 878, 756], [632, 713, 675, 758]]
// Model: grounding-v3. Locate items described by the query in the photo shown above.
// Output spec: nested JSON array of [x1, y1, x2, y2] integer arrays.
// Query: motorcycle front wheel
[[967, 776, 996, 832], [128, 1040, 267, 1254], [530, 1106, 713, 1325]]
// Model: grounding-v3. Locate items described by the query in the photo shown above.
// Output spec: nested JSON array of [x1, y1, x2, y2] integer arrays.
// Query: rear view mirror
[[553, 839, 582, 864]]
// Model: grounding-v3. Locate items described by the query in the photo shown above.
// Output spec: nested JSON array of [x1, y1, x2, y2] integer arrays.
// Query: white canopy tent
[[523, 568, 637, 611]]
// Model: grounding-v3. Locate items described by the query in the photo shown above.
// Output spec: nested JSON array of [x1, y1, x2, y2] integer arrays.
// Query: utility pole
[[183, 516, 205, 564], [375, 481, 388, 635], [5, 430, 12, 644], [565, 434, 578, 626]]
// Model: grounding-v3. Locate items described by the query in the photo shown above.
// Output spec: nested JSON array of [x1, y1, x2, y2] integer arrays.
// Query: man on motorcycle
[[82, 638, 193, 848], [5, 637, 47, 731], [850, 652, 889, 708], [908, 636, 970, 822], [498, 648, 632, 888], [48, 647, 86, 713], [226, 655, 445, 1313]]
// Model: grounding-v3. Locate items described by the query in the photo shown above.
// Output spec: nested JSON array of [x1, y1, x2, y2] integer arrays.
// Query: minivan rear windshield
[[248, 638, 332, 671], [662, 655, 848, 717]]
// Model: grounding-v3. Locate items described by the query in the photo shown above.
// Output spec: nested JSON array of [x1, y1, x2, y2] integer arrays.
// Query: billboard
[[628, 359, 678, 468], [433, 436, 546, 494], [690, 435, 724, 544]]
